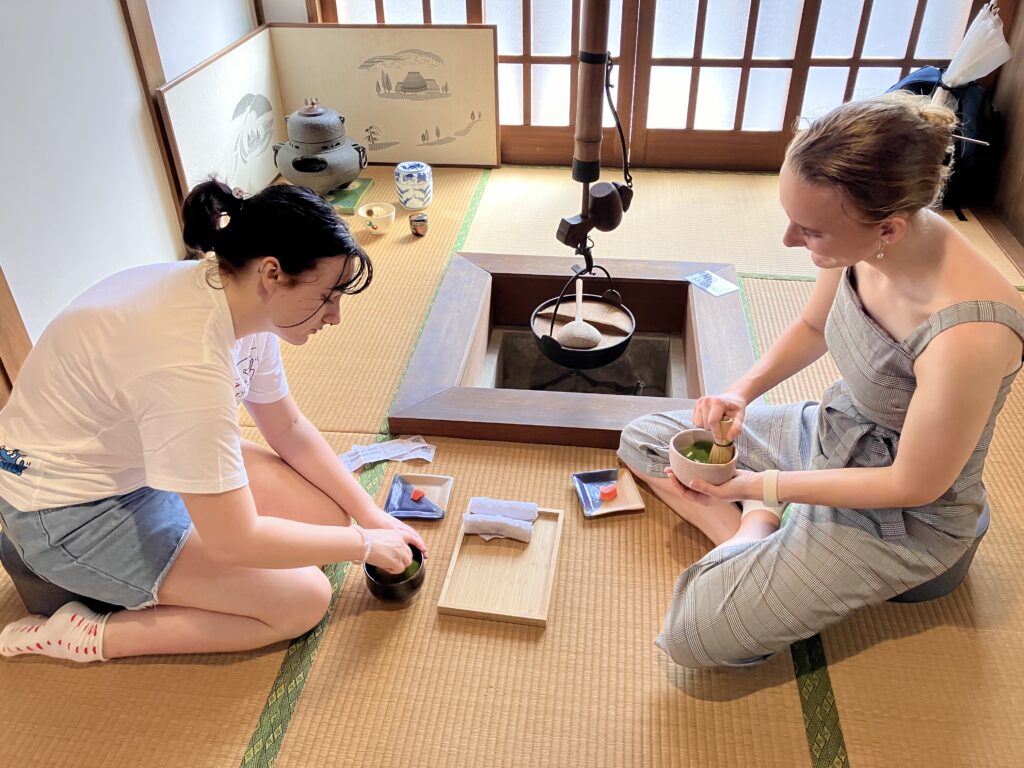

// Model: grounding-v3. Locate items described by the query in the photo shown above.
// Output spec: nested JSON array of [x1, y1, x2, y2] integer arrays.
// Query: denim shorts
[[0, 487, 192, 610]]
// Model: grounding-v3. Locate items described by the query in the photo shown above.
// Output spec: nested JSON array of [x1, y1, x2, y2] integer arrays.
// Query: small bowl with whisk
[[669, 429, 737, 488]]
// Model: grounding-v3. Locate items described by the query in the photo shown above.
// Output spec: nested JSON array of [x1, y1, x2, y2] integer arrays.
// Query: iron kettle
[[273, 99, 367, 193]]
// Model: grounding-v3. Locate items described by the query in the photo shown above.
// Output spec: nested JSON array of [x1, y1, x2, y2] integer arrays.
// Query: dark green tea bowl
[[363, 545, 425, 604]]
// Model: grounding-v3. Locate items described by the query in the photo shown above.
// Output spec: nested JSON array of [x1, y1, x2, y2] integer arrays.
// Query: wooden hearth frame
[[389, 252, 754, 448]]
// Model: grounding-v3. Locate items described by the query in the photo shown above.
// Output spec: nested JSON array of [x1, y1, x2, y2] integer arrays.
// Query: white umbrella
[[932, 2, 1012, 109]]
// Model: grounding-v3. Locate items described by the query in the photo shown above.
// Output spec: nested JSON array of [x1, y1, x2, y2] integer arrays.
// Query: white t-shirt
[[0, 261, 289, 511]]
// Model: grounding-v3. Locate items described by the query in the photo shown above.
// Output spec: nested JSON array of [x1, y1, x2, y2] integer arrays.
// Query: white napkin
[[467, 497, 538, 522], [462, 513, 533, 543]]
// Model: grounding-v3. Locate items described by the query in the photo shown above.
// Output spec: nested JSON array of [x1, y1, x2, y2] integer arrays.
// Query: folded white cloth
[[463, 513, 533, 543], [467, 497, 539, 522]]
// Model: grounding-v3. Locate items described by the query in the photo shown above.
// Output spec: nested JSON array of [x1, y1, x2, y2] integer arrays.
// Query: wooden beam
[[733, 0, 761, 131], [568, 0, 581, 126], [686, 0, 708, 130], [615, 0, 640, 155], [628, 0, 655, 165], [522, 0, 532, 125], [974, 208, 1024, 280], [253, 0, 266, 25], [118, 0, 184, 202], [0, 265, 32, 387], [782, 0, 822, 150], [321, 0, 338, 23], [902, 0, 928, 78], [844, 0, 874, 102]]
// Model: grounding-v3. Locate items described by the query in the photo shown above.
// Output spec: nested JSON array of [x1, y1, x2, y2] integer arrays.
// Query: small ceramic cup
[[357, 203, 396, 235], [668, 428, 737, 488], [409, 212, 429, 237]]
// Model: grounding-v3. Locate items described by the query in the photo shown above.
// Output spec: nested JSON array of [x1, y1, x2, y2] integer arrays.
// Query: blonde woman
[[619, 93, 1024, 668]]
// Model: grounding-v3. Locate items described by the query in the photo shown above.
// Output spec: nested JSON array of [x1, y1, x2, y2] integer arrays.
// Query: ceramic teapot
[[273, 99, 367, 194]]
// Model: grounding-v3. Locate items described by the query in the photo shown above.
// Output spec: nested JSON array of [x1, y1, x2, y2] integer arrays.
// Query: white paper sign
[[685, 270, 741, 297]]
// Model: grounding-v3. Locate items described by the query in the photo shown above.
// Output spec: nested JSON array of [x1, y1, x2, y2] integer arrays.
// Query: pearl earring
[[875, 242, 887, 260]]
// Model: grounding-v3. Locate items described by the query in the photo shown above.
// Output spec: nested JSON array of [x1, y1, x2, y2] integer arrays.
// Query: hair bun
[[918, 101, 957, 132], [181, 178, 236, 256]]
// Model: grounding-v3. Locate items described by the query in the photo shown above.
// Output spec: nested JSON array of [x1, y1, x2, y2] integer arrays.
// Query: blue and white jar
[[395, 161, 432, 210]]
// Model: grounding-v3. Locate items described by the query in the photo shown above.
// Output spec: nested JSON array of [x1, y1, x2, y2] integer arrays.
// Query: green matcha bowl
[[669, 428, 737, 488], [364, 545, 425, 605]]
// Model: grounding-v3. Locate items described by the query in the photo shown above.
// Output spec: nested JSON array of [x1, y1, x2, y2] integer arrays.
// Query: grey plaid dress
[[618, 267, 1024, 667]]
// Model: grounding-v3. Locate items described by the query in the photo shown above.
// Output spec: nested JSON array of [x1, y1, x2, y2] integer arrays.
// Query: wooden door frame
[[500, 0, 639, 168], [118, 0, 186, 203], [499, 0, 1017, 169], [0, 265, 32, 402]]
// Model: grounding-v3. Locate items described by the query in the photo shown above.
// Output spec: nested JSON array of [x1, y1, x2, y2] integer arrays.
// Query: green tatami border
[[239, 169, 491, 768], [739, 276, 849, 768]]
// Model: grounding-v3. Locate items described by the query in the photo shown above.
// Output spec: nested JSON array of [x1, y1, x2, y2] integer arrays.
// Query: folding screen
[[157, 23, 499, 196]]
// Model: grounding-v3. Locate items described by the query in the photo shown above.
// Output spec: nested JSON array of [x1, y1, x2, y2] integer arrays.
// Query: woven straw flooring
[[1, 166, 1022, 768]]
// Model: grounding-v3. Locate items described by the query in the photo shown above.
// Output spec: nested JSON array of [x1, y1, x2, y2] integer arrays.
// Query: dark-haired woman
[[0, 180, 425, 662], [619, 92, 1024, 668]]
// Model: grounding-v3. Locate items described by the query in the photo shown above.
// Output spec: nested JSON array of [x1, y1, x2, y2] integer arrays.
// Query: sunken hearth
[[389, 252, 754, 448]]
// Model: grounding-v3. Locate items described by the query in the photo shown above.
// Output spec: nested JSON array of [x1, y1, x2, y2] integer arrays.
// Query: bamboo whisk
[[708, 416, 735, 464]]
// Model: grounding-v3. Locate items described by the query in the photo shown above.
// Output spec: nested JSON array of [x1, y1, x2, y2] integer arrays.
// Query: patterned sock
[[0, 601, 109, 662]]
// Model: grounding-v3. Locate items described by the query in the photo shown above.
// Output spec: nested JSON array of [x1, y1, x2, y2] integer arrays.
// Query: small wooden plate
[[571, 468, 645, 518], [436, 508, 563, 627]]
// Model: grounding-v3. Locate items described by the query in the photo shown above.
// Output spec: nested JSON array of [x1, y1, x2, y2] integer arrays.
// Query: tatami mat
[[5, 168, 1023, 768], [745, 278, 1024, 767], [461, 166, 1024, 286], [272, 438, 810, 768], [742, 277, 842, 406], [239, 165, 485, 434]]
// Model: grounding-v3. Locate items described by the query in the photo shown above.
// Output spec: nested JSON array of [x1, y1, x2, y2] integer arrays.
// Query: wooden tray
[[437, 508, 564, 627]]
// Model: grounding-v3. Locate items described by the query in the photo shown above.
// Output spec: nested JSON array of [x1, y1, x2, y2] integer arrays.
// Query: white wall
[[261, 0, 309, 23], [149, 0, 255, 82], [0, 1, 181, 342]]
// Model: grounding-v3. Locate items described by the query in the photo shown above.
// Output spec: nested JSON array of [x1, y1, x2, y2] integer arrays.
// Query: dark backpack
[[887, 66, 1003, 218]]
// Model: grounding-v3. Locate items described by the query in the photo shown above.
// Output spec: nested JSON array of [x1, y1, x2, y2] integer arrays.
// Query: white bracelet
[[354, 526, 373, 562], [762, 469, 781, 508]]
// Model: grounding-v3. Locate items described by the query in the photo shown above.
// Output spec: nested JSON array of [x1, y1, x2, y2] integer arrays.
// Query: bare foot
[[631, 471, 742, 546], [711, 509, 779, 553]]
